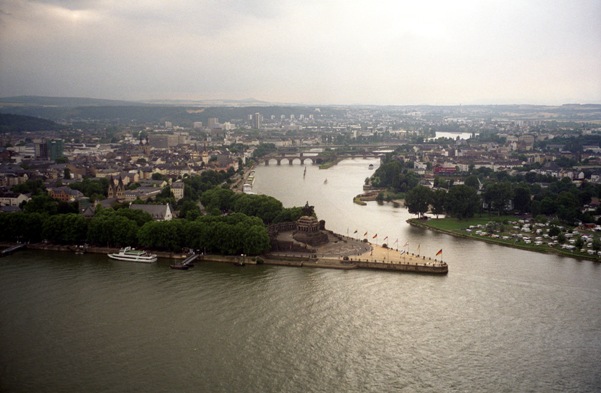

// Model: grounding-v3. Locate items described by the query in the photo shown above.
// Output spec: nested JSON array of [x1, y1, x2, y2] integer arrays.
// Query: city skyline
[[1, 0, 600, 106]]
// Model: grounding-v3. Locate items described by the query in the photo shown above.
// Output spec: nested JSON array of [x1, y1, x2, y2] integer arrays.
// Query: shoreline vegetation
[[407, 216, 601, 262]]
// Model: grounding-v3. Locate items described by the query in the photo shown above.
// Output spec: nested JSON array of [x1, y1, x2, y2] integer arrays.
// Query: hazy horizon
[[1, 1, 600, 106]]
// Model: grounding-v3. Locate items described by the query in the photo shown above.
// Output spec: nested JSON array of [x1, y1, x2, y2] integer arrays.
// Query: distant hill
[[0, 95, 148, 107], [0, 113, 64, 132], [0, 96, 599, 124]]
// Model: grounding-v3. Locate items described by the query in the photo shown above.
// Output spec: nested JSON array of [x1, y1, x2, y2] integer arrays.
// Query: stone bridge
[[264, 152, 384, 166]]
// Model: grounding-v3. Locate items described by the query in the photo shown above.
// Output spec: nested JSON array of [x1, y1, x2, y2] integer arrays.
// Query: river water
[[1, 159, 600, 393]]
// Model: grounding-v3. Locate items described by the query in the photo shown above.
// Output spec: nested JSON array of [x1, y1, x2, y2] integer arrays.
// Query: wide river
[[1, 159, 600, 393]]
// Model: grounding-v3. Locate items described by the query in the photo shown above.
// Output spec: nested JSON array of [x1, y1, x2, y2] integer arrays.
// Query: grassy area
[[408, 216, 601, 262]]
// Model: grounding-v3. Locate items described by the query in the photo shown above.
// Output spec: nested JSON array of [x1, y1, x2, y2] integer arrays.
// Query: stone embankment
[[262, 253, 448, 274]]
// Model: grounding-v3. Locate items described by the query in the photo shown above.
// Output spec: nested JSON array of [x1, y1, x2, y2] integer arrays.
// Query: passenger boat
[[108, 247, 157, 263]]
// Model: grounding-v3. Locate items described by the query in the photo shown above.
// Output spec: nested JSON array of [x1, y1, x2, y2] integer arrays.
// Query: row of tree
[[0, 208, 271, 255], [199, 187, 304, 224], [403, 176, 600, 224]]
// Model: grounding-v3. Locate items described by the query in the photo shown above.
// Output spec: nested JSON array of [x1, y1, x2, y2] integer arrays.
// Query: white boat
[[108, 247, 157, 263]]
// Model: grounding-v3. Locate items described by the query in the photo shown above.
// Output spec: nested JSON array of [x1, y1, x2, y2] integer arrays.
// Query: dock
[[170, 253, 199, 270], [1, 243, 26, 257]]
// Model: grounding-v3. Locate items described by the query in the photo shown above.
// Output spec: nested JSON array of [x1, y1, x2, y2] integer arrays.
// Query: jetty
[[170, 252, 199, 270], [1, 243, 26, 257]]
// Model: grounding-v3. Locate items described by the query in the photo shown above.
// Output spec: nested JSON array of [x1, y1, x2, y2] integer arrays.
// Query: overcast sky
[[1, 0, 600, 105]]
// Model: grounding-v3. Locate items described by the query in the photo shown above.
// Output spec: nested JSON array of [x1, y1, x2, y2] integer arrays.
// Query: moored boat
[[108, 247, 157, 263]]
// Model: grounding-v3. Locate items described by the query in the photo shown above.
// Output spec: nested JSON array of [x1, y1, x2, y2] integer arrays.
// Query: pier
[[1, 243, 26, 257]]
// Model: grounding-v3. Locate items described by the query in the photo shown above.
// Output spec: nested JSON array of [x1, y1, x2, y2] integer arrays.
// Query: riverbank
[[408, 217, 601, 263]]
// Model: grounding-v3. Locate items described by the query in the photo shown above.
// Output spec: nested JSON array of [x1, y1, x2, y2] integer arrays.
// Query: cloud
[[0, 0, 600, 104]]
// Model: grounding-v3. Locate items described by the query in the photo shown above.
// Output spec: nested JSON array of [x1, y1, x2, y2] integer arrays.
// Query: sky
[[0, 0, 600, 105]]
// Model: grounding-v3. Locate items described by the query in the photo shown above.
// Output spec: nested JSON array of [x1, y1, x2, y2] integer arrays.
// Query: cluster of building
[[1, 104, 600, 215]]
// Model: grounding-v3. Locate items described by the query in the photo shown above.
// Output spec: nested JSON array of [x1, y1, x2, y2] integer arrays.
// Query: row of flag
[[351, 228, 442, 257]]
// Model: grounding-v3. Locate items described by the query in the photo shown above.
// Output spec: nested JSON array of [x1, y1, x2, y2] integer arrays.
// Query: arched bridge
[[263, 152, 384, 166]]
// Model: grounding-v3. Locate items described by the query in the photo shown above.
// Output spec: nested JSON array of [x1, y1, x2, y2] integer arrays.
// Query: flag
[[436, 249, 443, 256], [383, 236, 388, 241], [363, 231, 368, 237], [372, 234, 378, 239]]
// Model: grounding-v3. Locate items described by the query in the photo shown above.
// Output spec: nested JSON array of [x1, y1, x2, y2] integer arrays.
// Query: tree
[[430, 189, 447, 218], [201, 187, 235, 212], [115, 208, 153, 227], [178, 200, 201, 220], [242, 225, 270, 255], [445, 185, 481, 219], [87, 213, 138, 247], [404, 186, 432, 218], [512, 184, 532, 214], [22, 194, 59, 215], [483, 182, 512, 215], [138, 220, 185, 252], [0, 212, 45, 242], [42, 214, 88, 244], [464, 175, 480, 189], [11, 178, 46, 195]]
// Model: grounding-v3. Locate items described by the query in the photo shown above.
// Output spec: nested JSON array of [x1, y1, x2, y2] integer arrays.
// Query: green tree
[[138, 220, 185, 252], [404, 186, 432, 218], [430, 189, 446, 218], [242, 225, 270, 255], [464, 175, 480, 189], [178, 200, 201, 220], [512, 184, 532, 214], [87, 213, 138, 247], [483, 182, 512, 215], [42, 214, 88, 244], [115, 208, 153, 227], [445, 185, 481, 219], [22, 194, 59, 215], [11, 178, 46, 195]]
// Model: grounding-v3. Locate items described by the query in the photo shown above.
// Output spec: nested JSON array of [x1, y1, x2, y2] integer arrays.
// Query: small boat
[[108, 247, 157, 263], [323, 179, 328, 184], [170, 263, 189, 270], [368, 164, 374, 169]]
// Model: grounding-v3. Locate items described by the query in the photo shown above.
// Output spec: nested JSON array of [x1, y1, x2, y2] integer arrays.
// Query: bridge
[[263, 152, 385, 166]]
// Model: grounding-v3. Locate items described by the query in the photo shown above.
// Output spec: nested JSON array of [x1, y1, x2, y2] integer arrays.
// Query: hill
[[0, 113, 64, 132], [0, 95, 147, 107]]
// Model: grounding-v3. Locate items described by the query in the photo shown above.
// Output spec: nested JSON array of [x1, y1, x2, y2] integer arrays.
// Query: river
[[1, 159, 600, 392]]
